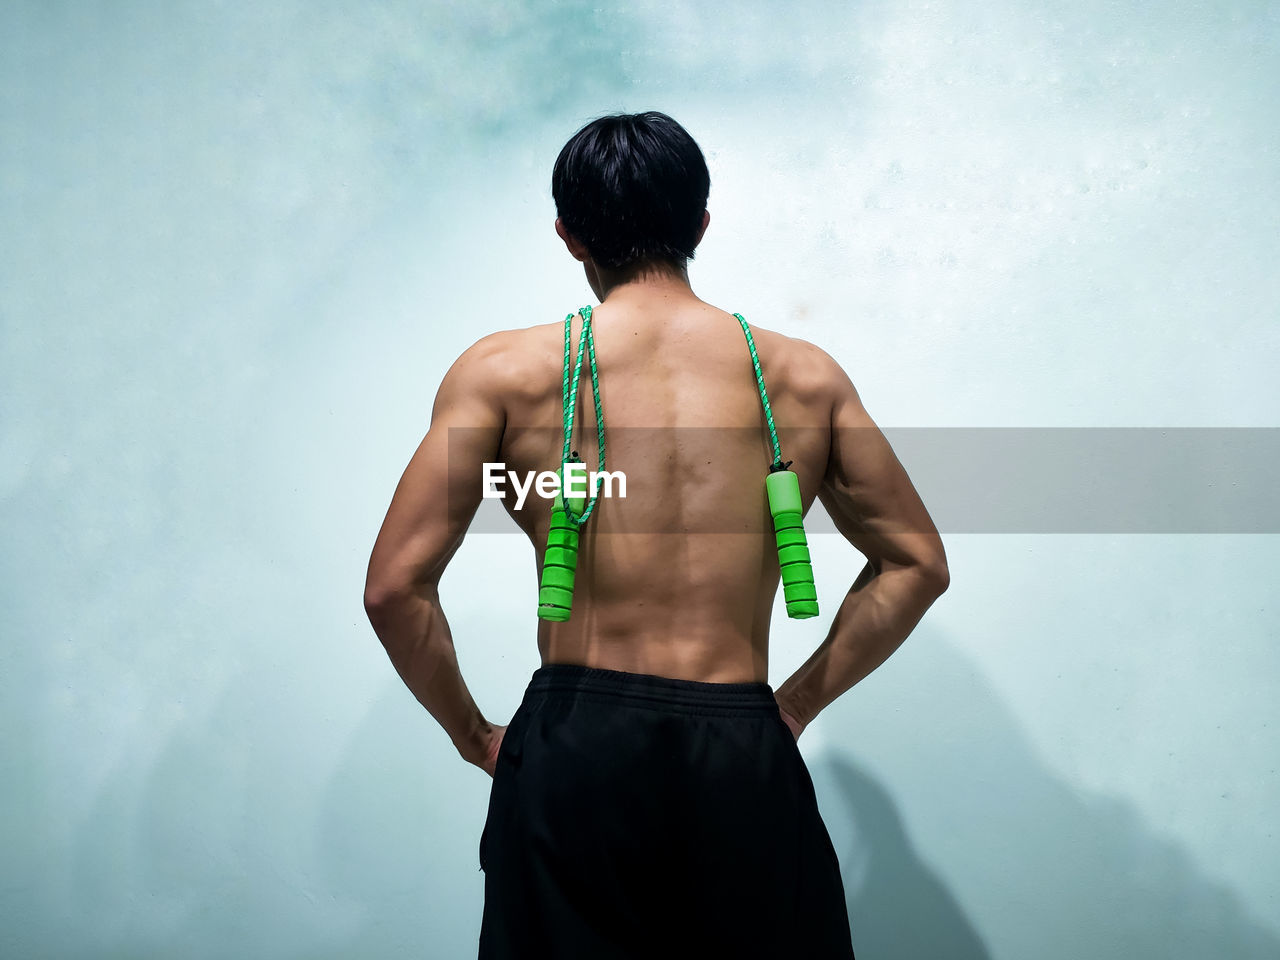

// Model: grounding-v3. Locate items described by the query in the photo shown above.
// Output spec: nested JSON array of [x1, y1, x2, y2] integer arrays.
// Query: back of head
[[551, 111, 711, 272]]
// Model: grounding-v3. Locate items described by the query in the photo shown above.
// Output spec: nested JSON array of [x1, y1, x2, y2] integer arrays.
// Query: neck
[[591, 258, 698, 304]]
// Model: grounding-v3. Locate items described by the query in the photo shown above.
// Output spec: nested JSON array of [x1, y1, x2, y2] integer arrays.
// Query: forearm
[[364, 587, 493, 765], [774, 559, 947, 728]]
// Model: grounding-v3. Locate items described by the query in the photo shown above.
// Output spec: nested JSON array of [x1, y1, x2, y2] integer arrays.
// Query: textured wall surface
[[3, 2, 1277, 957]]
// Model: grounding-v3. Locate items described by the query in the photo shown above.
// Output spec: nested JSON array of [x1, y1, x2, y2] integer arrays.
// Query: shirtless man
[[363, 111, 949, 960]]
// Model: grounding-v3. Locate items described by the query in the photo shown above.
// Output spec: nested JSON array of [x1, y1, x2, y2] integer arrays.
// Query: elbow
[[363, 580, 409, 618], [364, 579, 437, 617], [363, 582, 392, 615], [921, 561, 950, 594]]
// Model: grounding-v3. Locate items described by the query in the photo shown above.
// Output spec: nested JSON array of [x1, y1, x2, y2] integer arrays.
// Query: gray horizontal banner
[[450, 427, 1280, 534]]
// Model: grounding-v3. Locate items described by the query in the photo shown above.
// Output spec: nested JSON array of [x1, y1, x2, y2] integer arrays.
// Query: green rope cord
[[560, 310, 573, 457], [561, 308, 587, 462], [582, 313, 607, 503], [561, 305, 606, 526], [734, 313, 786, 469]]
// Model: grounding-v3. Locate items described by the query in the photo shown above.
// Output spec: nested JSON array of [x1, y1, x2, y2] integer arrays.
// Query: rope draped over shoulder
[[736, 310, 817, 619], [561, 305, 607, 525], [734, 312, 791, 473]]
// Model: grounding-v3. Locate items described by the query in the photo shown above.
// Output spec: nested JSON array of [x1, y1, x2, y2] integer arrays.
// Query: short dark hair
[[551, 111, 711, 271]]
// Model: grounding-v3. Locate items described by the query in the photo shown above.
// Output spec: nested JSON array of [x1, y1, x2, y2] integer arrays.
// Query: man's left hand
[[477, 724, 507, 778]]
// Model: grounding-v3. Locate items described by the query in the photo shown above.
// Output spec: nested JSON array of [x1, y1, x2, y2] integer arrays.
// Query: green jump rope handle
[[537, 489, 580, 622], [767, 469, 819, 619]]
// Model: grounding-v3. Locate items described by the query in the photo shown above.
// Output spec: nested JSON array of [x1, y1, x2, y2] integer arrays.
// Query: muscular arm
[[774, 357, 949, 733], [362, 334, 508, 769]]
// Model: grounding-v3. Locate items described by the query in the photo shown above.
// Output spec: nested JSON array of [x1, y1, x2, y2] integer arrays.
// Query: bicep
[[364, 343, 505, 601], [817, 366, 946, 574]]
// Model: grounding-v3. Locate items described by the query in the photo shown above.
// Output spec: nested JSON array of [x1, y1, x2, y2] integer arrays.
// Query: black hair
[[551, 111, 711, 271]]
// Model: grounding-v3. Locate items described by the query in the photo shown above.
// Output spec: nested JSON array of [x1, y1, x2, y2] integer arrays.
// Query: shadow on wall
[[824, 755, 991, 959], [51, 672, 488, 959], [807, 636, 1280, 960], [303, 685, 489, 960]]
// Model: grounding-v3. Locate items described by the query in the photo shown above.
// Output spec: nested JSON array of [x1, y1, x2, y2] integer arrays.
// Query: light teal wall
[[3, 2, 1277, 957]]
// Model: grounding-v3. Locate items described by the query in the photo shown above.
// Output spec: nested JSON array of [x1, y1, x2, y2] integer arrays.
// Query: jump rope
[[536, 305, 819, 622]]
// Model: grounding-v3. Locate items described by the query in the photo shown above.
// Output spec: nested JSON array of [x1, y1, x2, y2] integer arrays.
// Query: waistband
[[524, 662, 780, 717]]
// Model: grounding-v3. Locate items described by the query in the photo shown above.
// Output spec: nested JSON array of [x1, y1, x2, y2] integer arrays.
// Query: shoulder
[[437, 329, 508, 394], [443, 325, 546, 386], [435, 323, 561, 416], [784, 333, 847, 380], [738, 319, 852, 405]]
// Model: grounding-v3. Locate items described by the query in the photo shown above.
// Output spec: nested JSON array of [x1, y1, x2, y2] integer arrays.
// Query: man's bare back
[[495, 293, 835, 685], [368, 282, 947, 750]]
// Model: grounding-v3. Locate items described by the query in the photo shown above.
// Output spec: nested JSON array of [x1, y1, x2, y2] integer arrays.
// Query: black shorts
[[478, 663, 856, 959]]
